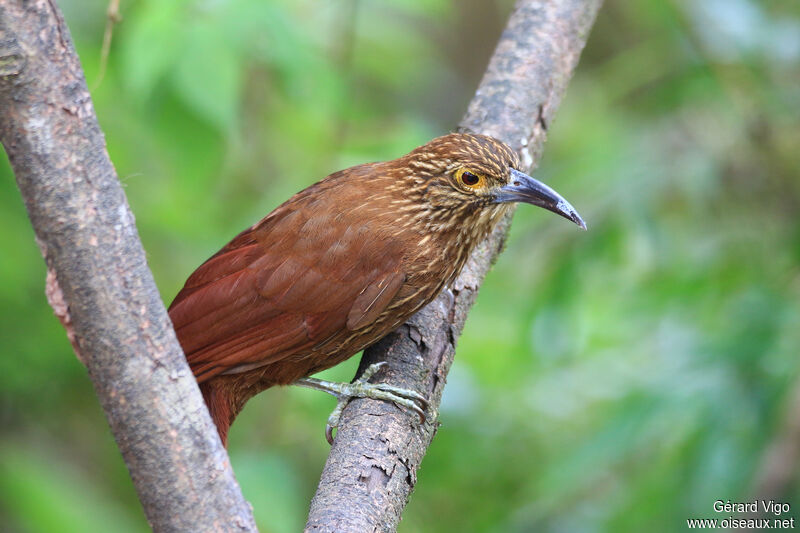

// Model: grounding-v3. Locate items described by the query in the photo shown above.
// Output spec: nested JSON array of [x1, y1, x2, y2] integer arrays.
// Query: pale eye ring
[[455, 168, 485, 189]]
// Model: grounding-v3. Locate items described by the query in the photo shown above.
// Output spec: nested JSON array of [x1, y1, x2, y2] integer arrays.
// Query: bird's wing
[[168, 197, 405, 383], [347, 271, 406, 330]]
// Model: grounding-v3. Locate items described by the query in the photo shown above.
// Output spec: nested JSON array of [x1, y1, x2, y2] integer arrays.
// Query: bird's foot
[[294, 362, 428, 444]]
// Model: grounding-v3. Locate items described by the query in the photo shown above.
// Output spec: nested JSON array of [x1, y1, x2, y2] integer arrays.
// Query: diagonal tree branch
[[0, 3, 256, 531], [305, 1, 603, 531]]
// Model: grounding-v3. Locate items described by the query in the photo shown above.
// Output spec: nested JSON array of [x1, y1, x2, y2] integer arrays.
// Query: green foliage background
[[2, 0, 799, 531]]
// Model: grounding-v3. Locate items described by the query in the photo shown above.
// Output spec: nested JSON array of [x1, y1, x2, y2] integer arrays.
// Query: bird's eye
[[455, 168, 485, 190], [462, 171, 480, 185]]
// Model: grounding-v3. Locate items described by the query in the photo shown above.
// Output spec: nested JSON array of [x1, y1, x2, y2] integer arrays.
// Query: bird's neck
[[406, 202, 512, 290]]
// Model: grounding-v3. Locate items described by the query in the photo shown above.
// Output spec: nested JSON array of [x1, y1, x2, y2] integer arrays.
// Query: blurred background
[[2, 0, 799, 531]]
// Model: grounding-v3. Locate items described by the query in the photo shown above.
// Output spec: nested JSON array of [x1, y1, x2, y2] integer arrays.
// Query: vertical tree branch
[[0, 3, 256, 531], [305, 1, 602, 531]]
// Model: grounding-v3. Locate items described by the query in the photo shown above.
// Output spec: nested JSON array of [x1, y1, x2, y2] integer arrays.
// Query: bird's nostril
[[513, 181, 520, 186]]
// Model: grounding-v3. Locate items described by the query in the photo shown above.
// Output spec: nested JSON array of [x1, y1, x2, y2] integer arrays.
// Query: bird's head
[[401, 133, 586, 230]]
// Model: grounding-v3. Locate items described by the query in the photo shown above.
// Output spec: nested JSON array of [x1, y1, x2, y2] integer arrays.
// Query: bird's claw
[[294, 362, 428, 445]]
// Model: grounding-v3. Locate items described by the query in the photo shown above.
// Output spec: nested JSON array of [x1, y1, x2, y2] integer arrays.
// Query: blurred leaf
[[122, 1, 189, 99], [232, 452, 305, 533], [171, 22, 242, 134], [0, 445, 144, 533]]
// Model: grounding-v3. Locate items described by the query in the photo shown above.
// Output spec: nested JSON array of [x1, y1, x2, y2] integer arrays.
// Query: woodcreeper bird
[[169, 133, 585, 445]]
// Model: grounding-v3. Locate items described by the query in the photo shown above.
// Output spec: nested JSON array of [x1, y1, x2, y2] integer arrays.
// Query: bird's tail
[[199, 380, 239, 447]]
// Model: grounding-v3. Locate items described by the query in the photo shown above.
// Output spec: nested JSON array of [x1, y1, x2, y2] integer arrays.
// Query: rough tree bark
[[0, 3, 256, 532], [305, 1, 603, 531]]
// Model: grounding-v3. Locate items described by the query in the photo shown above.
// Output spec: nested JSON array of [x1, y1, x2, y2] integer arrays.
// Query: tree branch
[[0, 3, 256, 531], [305, 1, 602, 531]]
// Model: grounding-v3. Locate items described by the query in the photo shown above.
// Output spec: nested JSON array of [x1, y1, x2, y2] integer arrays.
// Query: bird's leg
[[294, 362, 428, 444]]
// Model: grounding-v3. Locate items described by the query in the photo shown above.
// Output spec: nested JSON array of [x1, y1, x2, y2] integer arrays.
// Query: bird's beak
[[495, 168, 587, 230]]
